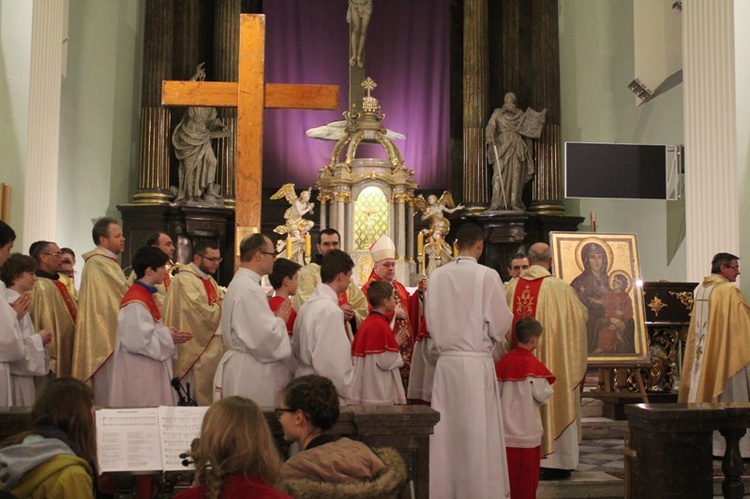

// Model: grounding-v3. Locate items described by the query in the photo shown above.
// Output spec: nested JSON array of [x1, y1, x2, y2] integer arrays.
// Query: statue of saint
[[485, 92, 546, 212], [171, 63, 229, 206], [348, 0, 373, 69]]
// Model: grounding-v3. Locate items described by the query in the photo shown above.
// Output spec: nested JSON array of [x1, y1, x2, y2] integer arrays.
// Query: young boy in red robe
[[495, 317, 555, 499], [268, 258, 301, 336], [350, 281, 409, 405]]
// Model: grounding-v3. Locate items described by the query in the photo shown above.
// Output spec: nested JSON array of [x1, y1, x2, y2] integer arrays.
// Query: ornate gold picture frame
[[550, 232, 649, 366]]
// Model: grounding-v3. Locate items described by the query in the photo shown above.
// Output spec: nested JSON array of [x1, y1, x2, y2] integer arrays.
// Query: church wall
[[736, 0, 750, 297], [57, 0, 144, 259], [0, 1, 33, 237], [559, 0, 686, 283]]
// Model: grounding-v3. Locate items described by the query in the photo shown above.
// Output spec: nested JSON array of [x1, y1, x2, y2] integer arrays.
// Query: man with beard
[[163, 240, 224, 405]]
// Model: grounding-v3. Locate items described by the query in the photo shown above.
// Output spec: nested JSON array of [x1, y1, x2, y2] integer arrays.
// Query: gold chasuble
[[163, 263, 224, 405], [71, 248, 128, 382], [30, 277, 77, 377], [678, 275, 750, 403], [505, 265, 588, 456]]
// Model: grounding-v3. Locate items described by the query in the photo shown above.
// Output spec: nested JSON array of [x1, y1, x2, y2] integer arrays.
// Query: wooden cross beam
[[161, 14, 339, 261]]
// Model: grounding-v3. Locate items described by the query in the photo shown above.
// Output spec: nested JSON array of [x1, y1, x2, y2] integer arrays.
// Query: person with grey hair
[[29, 240, 77, 377], [505, 241, 587, 480], [679, 252, 750, 457], [71, 217, 128, 405], [213, 234, 294, 407]]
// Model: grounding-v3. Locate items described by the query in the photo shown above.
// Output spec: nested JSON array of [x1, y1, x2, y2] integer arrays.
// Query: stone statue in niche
[[485, 92, 546, 212], [348, 0, 373, 69], [171, 63, 229, 206]]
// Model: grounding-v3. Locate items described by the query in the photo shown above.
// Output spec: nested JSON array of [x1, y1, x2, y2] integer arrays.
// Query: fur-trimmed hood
[[277, 443, 407, 499]]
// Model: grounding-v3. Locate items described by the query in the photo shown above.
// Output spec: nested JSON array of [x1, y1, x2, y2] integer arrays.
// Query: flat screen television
[[564, 142, 681, 200]]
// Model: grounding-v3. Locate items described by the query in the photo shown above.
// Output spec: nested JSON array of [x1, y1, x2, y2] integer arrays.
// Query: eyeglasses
[[198, 255, 223, 263], [44, 252, 62, 257], [726, 265, 740, 271], [260, 251, 276, 257], [274, 408, 296, 419]]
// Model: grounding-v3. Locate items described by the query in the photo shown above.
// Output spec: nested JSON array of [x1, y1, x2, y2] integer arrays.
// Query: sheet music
[[96, 406, 209, 473], [96, 408, 162, 473], [158, 406, 209, 471]]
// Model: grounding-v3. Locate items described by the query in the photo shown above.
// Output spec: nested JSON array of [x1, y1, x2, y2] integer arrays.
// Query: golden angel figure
[[271, 184, 315, 265]]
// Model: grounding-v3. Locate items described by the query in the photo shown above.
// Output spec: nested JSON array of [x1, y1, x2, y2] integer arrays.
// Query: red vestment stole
[[362, 271, 417, 388], [351, 312, 400, 357], [511, 276, 549, 348], [121, 282, 161, 321], [495, 347, 556, 384], [52, 279, 77, 322]]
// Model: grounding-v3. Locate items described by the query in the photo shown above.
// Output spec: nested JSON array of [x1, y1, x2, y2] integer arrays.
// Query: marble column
[[407, 201, 414, 260], [395, 193, 406, 258], [23, 0, 66, 246], [683, 0, 738, 280], [133, 0, 174, 205], [528, 0, 564, 215], [461, 0, 489, 212], [214, 0, 240, 207]]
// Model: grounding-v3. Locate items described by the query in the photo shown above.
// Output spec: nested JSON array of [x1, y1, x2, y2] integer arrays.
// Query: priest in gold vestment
[[679, 252, 750, 456], [163, 240, 224, 405], [126, 231, 176, 311], [505, 243, 588, 478], [292, 228, 368, 336], [29, 241, 77, 377], [71, 218, 128, 404]]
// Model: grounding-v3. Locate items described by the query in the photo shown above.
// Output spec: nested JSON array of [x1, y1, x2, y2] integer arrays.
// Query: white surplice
[[1, 284, 36, 407], [407, 336, 437, 402], [108, 302, 177, 408], [425, 256, 513, 499], [5, 288, 48, 407], [292, 283, 355, 404], [213, 268, 294, 408]]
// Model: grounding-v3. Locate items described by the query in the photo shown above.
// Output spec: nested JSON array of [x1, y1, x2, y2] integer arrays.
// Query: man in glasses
[[679, 252, 750, 457], [163, 240, 225, 405], [213, 233, 293, 407], [29, 240, 77, 378]]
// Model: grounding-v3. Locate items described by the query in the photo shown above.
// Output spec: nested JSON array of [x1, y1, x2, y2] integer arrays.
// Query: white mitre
[[370, 235, 396, 263]]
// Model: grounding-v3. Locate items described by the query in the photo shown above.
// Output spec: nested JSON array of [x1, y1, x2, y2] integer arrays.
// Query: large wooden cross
[[161, 14, 339, 261]]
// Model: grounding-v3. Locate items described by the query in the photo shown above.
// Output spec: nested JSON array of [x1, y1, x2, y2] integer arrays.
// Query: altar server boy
[[108, 246, 193, 408], [350, 281, 409, 405], [495, 317, 555, 499]]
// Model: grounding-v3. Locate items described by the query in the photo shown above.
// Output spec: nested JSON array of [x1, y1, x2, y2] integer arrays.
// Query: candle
[[453, 240, 459, 258], [286, 238, 292, 259], [305, 234, 311, 257], [417, 232, 424, 256]]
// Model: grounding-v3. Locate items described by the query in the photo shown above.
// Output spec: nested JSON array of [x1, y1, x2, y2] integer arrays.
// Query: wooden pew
[[1, 404, 439, 498]]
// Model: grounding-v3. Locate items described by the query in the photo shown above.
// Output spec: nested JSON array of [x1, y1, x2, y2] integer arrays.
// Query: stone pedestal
[[118, 204, 235, 287]]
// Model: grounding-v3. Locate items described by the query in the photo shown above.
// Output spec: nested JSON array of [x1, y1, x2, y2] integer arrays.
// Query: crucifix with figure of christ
[[161, 14, 339, 264]]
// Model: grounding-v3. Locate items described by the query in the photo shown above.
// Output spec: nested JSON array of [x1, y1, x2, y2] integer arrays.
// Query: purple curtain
[[263, 0, 450, 189]]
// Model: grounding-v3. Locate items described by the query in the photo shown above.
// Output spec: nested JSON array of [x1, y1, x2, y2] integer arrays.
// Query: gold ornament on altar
[[414, 191, 464, 276], [270, 183, 314, 265]]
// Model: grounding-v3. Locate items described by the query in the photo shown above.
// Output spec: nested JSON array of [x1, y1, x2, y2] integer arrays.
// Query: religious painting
[[550, 232, 649, 366]]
